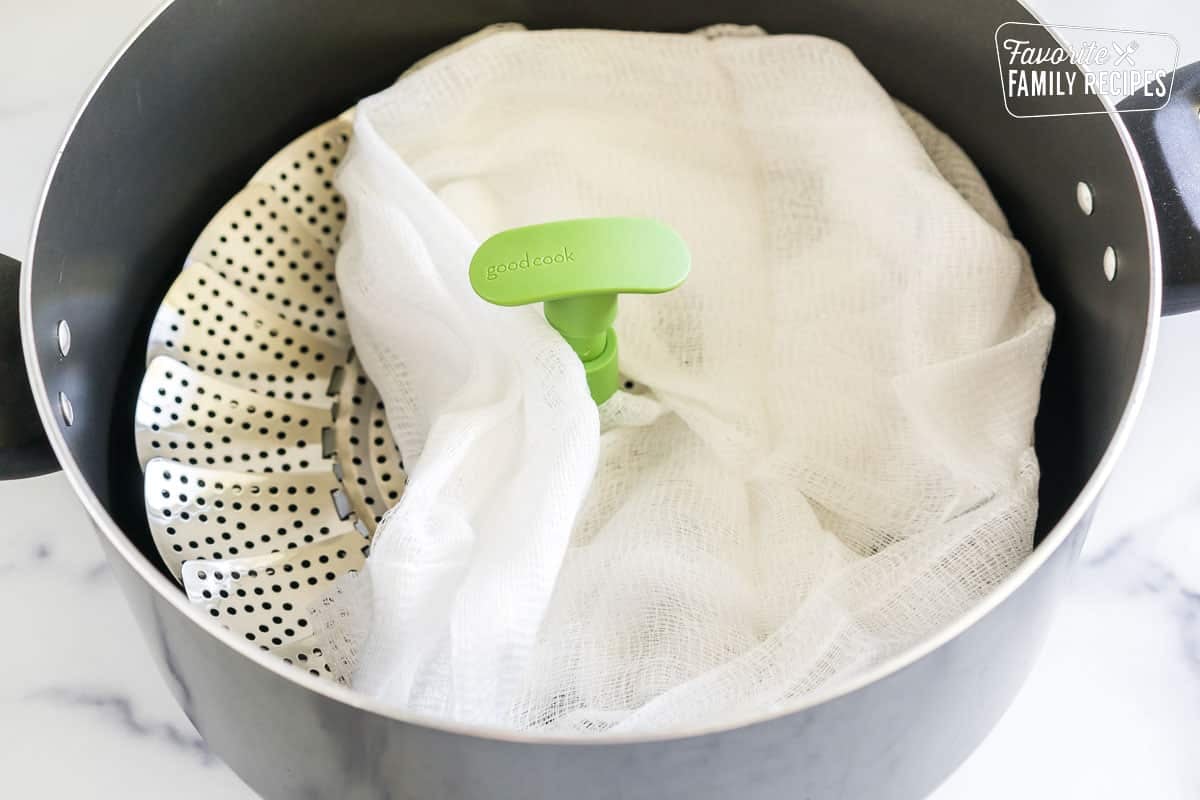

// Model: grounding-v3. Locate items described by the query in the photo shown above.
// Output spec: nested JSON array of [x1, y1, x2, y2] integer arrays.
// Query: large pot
[[3, 1, 1198, 797]]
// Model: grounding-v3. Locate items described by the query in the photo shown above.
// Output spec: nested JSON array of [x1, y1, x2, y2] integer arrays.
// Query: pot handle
[[1119, 61, 1200, 315], [0, 253, 59, 479]]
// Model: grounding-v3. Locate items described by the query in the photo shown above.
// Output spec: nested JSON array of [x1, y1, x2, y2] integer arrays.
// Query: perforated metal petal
[[181, 532, 368, 681], [331, 359, 406, 528], [187, 183, 349, 344], [146, 261, 345, 406], [144, 459, 358, 580], [251, 114, 353, 253], [136, 356, 329, 473]]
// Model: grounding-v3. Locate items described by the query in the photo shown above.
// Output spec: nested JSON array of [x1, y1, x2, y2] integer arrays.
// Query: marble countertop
[[2, 1, 1198, 797]]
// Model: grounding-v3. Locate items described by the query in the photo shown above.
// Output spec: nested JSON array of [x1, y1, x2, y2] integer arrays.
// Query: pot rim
[[19, 0, 1163, 746]]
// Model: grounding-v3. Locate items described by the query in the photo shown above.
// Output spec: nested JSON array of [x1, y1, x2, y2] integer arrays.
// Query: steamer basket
[[134, 114, 404, 680]]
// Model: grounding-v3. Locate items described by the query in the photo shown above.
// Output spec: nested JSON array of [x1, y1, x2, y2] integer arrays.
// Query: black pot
[[2, 2, 1198, 798]]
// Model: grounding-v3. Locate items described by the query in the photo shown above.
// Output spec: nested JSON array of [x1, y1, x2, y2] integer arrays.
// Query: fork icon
[[1112, 40, 1139, 67]]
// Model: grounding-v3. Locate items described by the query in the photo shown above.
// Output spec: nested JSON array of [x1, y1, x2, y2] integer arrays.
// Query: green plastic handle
[[469, 217, 690, 404]]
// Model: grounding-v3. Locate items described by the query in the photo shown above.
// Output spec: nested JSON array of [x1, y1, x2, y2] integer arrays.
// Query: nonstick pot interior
[[29, 0, 1150, 589]]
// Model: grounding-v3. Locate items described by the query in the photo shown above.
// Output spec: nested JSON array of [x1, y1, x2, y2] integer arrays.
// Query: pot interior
[[28, 0, 1150, 579]]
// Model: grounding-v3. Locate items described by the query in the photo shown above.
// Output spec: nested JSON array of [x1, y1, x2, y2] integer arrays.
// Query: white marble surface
[[1, 1, 1198, 797]]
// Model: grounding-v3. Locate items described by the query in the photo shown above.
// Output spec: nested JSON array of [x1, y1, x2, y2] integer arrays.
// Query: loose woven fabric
[[325, 25, 1056, 734]]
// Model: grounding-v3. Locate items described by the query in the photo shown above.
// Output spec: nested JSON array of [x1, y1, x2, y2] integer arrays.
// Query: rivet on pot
[[56, 319, 72, 358], [58, 391, 75, 427], [1075, 181, 1094, 216], [1103, 246, 1118, 282]]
